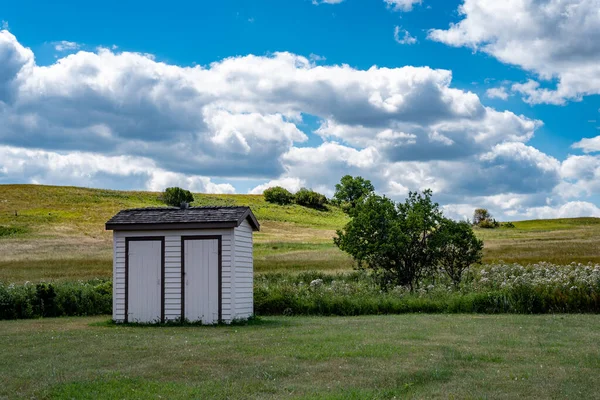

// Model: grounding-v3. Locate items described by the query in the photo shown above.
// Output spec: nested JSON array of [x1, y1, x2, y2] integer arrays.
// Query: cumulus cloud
[[556, 154, 600, 199], [384, 0, 422, 12], [523, 202, 600, 219], [0, 30, 597, 220], [316, 109, 540, 162], [0, 145, 235, 193], [53, 41, 80, 52], [394, 26, 418, 45], [572, 136, 600, 153], [0, 30, 540, 176], [486, 87, 509, 100], [429, 0, 600, 104]]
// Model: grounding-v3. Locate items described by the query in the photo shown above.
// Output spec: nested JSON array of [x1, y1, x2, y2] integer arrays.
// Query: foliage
[[0, 279, 112, 319], [0, 225, 28, 237], [473, 208, 500, 228], [502, 222, 516, 228], [3, 261, 600, 320], [335, 190, 444, 290], [161, 187, 194, 207], [473, 208, 492, 225], [434, 219, 483, 287], [263, 186, 295, 205], [254, 262, 600, 316], [294, 188, 328, 210], [478, 219, 500, 229], [333, 175, 374, 214]]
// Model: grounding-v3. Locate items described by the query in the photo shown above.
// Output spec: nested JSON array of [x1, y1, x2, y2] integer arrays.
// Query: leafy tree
[[295, 188, 328, 209], [162, 187, 194, 207], [473, 208, 492, 226], [334, 190, 444, 290], [434, 219, 483, 287], [263, 186, 295, 205], [333, 175, 375, 214]]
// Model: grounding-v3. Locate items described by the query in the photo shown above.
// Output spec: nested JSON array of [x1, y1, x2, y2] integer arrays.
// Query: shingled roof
[[105, 206, 259, 231]]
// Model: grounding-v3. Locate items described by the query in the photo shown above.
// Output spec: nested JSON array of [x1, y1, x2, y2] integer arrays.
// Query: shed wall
[[113, 228, 234, 323], [234, 219, 254, 319]]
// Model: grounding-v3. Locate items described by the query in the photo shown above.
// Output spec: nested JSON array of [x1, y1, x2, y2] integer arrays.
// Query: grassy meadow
[[2, 184, 600, 398], [2, 184, 600, 282], [2, 314, 600, 399]]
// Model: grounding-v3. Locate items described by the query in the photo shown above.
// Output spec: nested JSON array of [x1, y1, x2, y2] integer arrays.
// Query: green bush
[[0, 280, 112, 320], [478, 219, 500, 229], [0, 226, 28, 237], [161, 187, 194, 207], [295, 188, 328, 210], [263, 186, 295, 205]]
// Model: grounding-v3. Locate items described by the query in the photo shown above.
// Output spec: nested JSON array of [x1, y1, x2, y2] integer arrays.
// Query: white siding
[[233, 219, 254, 319], [113, 228, 234, 323]]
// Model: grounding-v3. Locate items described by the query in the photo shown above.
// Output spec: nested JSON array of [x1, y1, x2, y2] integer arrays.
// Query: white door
[[184, 239, 219, 324], [128, 240, 162, 323]]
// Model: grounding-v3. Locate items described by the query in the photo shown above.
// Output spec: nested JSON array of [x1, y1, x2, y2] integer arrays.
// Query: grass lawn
[[1, 314, 599, 399]]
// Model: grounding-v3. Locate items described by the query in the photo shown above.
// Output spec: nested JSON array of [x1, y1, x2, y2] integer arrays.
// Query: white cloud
[[394, 26, 418, 45], [0, 30, 540, 177], [429, 0, 600, 105], [486, 87, 509, 100], [53, 41, 80, 52], [384, 0, 422, 12], [557, 154, 600, 198], [523, 202, 600, 219], [1, 30, 599, 220], [1, 21, 8, 30], [0, 145, 235, 193], [572, 136, 600, 153]]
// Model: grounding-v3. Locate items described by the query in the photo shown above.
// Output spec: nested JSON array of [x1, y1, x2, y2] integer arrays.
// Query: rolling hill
[[1, 184, 600, 282]]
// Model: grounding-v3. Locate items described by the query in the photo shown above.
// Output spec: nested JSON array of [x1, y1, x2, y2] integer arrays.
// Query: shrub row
[[254, 266, 600, 316], [0, 280, 112, 319], [2, 264, 600, 320]]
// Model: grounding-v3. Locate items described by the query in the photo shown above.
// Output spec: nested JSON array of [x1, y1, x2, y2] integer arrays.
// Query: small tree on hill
[[473, 208, 492, 226], [264, 186, 295, 205], [333, 175, 375, 214], [335, 190, 444, 290], [434, 219, 483, 287], [162, 187, 194, 207]]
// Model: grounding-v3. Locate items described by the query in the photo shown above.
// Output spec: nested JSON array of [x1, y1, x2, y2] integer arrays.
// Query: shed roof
[[105, 206, 260, 232]]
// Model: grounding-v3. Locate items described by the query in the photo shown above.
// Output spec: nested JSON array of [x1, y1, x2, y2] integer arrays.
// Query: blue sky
[[1, 0, 600, 220]]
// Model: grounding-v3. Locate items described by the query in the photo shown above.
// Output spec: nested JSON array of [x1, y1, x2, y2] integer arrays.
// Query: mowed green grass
[[2, 184, 600, 282], [1, 314, 599, 399]]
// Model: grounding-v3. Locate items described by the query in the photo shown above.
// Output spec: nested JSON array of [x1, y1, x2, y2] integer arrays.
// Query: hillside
[[1, 184, 600, 282]]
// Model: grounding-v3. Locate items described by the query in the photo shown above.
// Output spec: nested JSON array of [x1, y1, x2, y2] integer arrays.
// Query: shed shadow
[[88, 316, 295, 329]]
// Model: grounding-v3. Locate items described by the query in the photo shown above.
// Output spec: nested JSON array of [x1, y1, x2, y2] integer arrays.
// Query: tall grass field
[[2, 184, 600, 282]]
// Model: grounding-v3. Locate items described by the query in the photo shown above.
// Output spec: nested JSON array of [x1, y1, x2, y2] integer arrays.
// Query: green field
[[2, 314, 599, 399], [2, 184, 600, 283], [2, 184, 600, 399]]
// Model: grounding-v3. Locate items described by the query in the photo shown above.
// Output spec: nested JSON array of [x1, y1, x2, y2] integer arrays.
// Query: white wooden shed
[[105, 206, 259, 324]]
